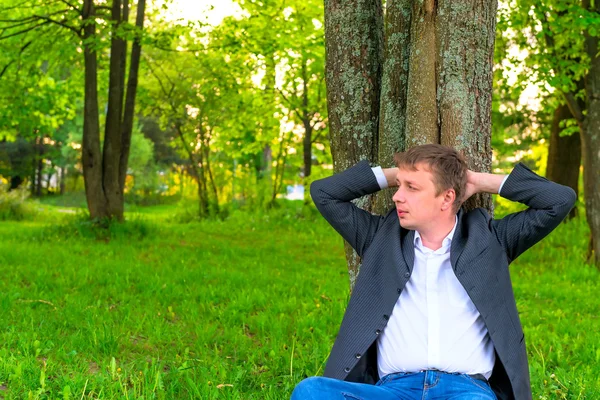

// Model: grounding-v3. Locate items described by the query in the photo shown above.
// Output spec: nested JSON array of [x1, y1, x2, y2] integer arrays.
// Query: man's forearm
[[382, 168, 398, 188], [474, 172, 507, 194]]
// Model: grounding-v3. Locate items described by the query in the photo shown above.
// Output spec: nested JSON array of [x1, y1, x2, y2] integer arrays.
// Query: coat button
[[344, 367, 351, 373], [404, 272, 410, 278], [397, 288, 401, 294], [375, 329, 381, 335], [383, 314, 389, 320], [355, 353, 361, 359]]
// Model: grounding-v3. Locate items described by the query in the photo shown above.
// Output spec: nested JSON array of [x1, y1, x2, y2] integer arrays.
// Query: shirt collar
[[414, 216, 458, 252]]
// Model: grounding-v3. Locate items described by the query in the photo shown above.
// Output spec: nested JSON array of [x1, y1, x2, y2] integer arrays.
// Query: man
[[291, 144, 576, 400]]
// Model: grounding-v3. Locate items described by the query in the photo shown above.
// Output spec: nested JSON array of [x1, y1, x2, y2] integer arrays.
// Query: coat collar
[[399, 209, 467, 273]]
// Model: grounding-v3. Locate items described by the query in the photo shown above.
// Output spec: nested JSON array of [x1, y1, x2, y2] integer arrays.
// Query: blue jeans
[[291, 370, 497, 400]]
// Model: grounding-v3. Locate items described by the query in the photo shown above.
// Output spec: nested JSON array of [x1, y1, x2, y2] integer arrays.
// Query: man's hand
[[383, 168, 399, 187], [463, 170, 479, 201], [462, 170, 508, 202]]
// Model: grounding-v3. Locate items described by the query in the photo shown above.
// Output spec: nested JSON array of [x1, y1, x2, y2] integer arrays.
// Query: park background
[[0, 0, 598, 398]]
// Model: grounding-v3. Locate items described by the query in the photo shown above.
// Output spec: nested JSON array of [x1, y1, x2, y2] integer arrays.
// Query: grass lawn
[[0, 201, 597, 399]]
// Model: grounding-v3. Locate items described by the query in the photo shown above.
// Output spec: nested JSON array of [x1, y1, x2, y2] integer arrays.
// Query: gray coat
[[310, 160, 576, 400]]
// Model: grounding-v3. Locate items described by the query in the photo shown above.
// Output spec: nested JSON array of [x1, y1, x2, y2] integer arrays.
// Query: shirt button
[[383, 314, 389, 320], [344, 367, 351, 373], [355, 353, 361, 359], [404, 272, 410, 278]]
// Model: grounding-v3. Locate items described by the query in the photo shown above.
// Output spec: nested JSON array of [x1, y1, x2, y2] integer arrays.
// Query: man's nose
[[393, 188, 404, 203]]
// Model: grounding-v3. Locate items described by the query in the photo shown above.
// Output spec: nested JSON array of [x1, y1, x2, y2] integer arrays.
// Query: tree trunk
[[201, 125, 220, 215], [435, 0, 496, 212], [546, 104, 580, 220], [374, 0, 411, 214], [324, 0, 497, 289], [324, 0, 384, 289], [30, 136, 38, 196], [59, 166, 66, 195], [301, 59, 313, 179], [174, 122, 208, 218], [119, 0, 146, 192], [102, 0, 127, 220], [582, 0, 600, 266], [81, 0, 145, 221], [82, 0, 110, 219], [35, 136, 43, 197]]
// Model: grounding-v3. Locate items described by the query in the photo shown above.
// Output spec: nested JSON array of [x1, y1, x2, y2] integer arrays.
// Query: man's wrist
[[474, 172, 508, 194], [383, 168, 398, 188]]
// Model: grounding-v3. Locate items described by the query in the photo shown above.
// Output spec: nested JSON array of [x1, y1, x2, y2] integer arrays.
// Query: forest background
[[0, 0, 598, 398]]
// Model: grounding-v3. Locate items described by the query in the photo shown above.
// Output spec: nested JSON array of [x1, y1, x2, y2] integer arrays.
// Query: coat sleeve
[[491, 162, 577, 263], [310, 160, 386, 258]]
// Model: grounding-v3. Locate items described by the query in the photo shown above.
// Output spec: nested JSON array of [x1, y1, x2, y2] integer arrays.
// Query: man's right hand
[[383, 168, 399, 188]]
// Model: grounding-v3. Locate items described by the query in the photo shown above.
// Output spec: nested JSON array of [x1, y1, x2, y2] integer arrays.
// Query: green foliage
[[39, 212, 156, 242], [0, 183, 37, 221]]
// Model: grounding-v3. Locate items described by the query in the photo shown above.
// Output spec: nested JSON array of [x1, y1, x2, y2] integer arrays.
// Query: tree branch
[[0, 21, 49, 40], [0, 39, 33, 79], [33, 14, 81, 36]]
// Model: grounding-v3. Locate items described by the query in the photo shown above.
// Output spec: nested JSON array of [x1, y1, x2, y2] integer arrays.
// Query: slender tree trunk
[[82, 0, 109, 219], [324, 0, 383, 288], [59, 166, 66, 195], [119, 0, 146, 192], [30, 135, 37, 196], [102, 0, 127, 220], [374, 0, 412, 214], [270, 130, 293, 204], [546, 104, 580, 219], [174, 123, 208, 217], [201, 125, 220, 215], [436, 0, 496, 212], [301, 60, 313, 179]]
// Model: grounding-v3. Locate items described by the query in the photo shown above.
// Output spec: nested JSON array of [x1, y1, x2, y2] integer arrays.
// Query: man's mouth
[[397, 210, 408, 216]]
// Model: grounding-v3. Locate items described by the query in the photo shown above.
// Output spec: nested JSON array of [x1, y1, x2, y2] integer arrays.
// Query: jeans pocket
[[342, 392, 363, 400], [463, 374, 494, 394]]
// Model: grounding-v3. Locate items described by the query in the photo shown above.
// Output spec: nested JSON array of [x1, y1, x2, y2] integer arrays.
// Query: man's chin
[[398, 219, 415, 230]]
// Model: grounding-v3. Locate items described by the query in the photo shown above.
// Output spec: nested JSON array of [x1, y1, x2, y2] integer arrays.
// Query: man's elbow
[[557, 187, 577, 219], [309, 180, 325, 207]]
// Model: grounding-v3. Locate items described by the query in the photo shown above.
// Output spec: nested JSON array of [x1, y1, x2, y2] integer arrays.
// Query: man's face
[[392, 163, 447, 231]]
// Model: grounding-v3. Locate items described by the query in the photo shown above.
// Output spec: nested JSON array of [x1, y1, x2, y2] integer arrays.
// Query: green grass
[[0, 201, 597, 399]]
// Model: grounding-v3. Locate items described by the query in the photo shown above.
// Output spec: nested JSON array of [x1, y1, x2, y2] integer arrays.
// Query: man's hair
[[393, 144, 468, 212]]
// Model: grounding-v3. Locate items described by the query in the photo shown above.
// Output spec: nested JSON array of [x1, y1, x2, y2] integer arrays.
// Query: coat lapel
[[450, 209, 467, 271], [401, 228, 415, 274]]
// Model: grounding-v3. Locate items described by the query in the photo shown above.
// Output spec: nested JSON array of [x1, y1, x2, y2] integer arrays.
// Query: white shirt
[[370, 167, 508, 380]]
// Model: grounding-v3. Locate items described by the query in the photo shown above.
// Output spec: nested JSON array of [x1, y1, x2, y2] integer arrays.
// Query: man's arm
[[469, 163, 576, 263], [310, 160, 387, 258]]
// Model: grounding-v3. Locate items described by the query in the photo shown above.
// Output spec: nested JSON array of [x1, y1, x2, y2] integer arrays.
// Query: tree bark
[[546, 104, 580, 220], [302, 60, 313, 179], [324, 0, 497, 288], [102, 0, 127, 220], [374, 0, 411, 214], [82, 0, 110, 219], [324, 0, 383, 288], [80, 0, 146, 221], [436, 0, 496, 212], [119, 0, 146, 193]]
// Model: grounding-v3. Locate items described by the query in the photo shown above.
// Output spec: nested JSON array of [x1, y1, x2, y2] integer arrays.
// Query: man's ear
[[441, 189, 456, 211]]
